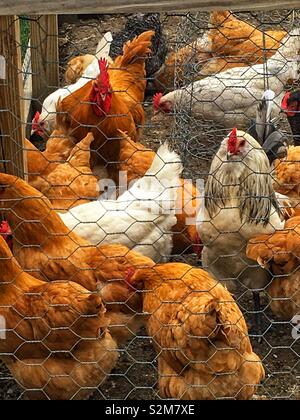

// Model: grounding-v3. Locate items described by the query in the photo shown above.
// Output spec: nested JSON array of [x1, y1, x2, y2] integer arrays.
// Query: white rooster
[[197, 128, 285, 334], [153, 29, 300, 129], [58, 144, 182, 263], [31, 32, 113, 137]]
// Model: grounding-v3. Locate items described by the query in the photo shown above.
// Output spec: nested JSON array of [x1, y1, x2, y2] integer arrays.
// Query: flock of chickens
[[0, 11, 300, 400]]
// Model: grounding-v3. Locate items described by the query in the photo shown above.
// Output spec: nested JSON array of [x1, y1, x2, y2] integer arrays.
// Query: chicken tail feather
[[118, 30, 154, 67]]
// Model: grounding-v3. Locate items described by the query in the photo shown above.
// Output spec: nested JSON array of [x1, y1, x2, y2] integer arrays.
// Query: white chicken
[[59, 144, 182, 262], [153, 29, 300, 129], [197, 129, 285, 333], [31, 32, 113, 136]]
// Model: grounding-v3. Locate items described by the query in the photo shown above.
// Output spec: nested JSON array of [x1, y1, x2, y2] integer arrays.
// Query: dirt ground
[[0, 11, 299, 400]]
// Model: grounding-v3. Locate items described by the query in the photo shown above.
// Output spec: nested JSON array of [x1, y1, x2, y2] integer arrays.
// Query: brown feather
[[0, 173, 155, 345], [128, 263, 264, 399], [59, 31, 154, 174]]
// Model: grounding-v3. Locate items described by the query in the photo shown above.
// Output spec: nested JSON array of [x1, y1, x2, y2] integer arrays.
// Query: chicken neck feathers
[[204, 132, 282, 227]]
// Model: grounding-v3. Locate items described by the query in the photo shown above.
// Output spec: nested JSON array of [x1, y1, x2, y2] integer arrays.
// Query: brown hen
[[25, 110, 77, 191], [247, 218, 300, 320], [153, 10, 286, 91], [274, 146, 300, 208], [39, 132, 99, 211], [126, 263, 265, 399], [0, 173, 154, 345], [0, 235, 118, 400], [65, 54, 95, 85]]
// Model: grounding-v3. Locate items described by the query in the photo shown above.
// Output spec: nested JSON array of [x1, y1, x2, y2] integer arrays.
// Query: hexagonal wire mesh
[[0, 10, 299, 400]]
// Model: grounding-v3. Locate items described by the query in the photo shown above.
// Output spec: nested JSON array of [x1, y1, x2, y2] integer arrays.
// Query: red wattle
[[90, 84, 112, 117]]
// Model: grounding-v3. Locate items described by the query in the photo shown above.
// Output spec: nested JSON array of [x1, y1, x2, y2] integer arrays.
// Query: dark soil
[[0, 11, 299, 400]]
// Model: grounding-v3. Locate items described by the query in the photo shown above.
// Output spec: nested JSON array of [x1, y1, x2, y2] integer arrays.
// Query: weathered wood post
[[30, 15, 59, 112], [0, 16, 26, 178]]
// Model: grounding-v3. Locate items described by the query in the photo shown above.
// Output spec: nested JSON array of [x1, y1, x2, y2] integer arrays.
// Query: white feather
[[262, 89, 275, 102], [95, 31, 113, 60], [59, 145, 182, 262]]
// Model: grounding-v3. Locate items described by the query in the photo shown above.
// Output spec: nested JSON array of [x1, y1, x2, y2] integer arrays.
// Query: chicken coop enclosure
[[0, 0, 299, 401]]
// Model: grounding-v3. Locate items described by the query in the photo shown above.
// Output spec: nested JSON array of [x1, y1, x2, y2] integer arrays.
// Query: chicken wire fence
[[0, 10, 299, 400]]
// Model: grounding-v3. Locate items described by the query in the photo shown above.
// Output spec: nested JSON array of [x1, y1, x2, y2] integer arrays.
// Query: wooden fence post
[[30, 15, 59, 112], [0, 15, 26, 178]]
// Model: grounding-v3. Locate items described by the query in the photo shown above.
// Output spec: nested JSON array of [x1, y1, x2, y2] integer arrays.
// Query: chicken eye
[[239, 140, 246, 147]]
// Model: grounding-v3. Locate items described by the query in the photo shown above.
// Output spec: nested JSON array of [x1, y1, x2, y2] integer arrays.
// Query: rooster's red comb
[[228, 127, 238, 153], [97, 57, 109, 87], [281, 91, 291, 111], [33, 111, 40, 123], [32, 111, 41, 132], [153, 92, 163, 111], [98, 57, 108, 71], [32, 111, 41, 126]]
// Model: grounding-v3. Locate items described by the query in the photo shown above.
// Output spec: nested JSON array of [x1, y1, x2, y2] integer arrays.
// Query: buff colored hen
[[64, 32, 113, 85], [209, 11, 286, 57], [247, 217, 300, 320], [0, 173, 155, 345], [25, 130, 75, 192], [25, 109, 77, 192], [126, 263, 265, 400], [274, 146, 300, 208], [0, 235, 118, 400]]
